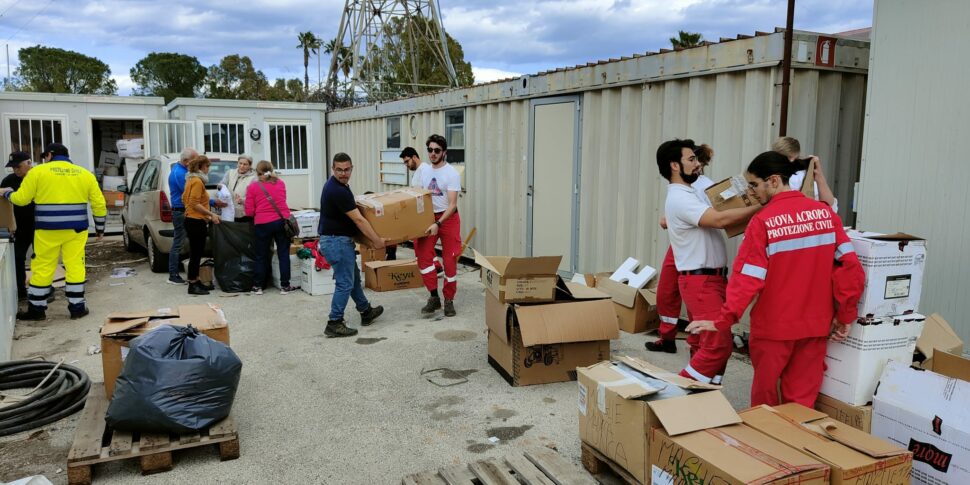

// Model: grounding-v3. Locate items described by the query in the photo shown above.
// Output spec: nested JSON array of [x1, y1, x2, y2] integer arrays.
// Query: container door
[[144, 120, 195, 158]]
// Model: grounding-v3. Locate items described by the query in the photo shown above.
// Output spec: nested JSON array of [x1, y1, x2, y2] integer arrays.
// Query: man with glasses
[[2, 151, 36, 300], [656, 139, 759, 384], [317, 152, 385, 337], [413, 134, 463, 317]]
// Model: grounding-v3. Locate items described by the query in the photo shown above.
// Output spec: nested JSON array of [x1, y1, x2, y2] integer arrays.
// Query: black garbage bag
[[212, 220, 257, 292], [105, 325, 242, 433]]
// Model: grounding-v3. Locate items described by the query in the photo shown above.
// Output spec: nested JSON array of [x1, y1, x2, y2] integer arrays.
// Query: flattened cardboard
[[704, 175, 761, 238], [915, 313, 963, 369], [355, 188, 433, 245], [814, 392, 873, 433], [363, 259, 422, 292], [800, 158, 817, 197], [647, 390, 741, 436], [474, 249, 561, 304], [617, 355, 721, 391], [0, 198, 15, 231]]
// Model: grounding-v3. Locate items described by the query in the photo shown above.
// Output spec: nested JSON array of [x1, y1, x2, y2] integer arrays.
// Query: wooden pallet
[[403, 448, 598, 485], [580, 442, 640, 485], [66, 383, 240, 485]]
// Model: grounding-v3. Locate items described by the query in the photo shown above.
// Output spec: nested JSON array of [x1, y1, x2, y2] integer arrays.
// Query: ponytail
[[747, 151, 798, 185], [791, 157, 812, 171]]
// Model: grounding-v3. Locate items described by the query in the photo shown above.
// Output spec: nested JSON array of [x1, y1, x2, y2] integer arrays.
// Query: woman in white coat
[[222, 154, 257, 223]]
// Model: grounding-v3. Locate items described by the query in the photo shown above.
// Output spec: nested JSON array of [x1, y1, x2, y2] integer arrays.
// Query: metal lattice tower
[[325, 0, 459, 103]]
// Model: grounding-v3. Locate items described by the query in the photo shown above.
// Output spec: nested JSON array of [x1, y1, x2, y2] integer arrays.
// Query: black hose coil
[[0, 360, 91, 437]]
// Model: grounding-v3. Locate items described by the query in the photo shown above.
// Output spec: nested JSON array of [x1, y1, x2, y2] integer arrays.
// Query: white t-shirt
[[693, 175, 715, 206], [789, 170, 839, 213], [665, 184, 728, 271], [412, 163, 461, 213], [216, 184, 235, 222]]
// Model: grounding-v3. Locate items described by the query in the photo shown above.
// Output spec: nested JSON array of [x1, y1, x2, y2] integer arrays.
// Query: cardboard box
[[849, 231, 927, 318], [592, 272, 658, 334], [578, 356, 725, 483], [101, 175, 126, 191], [741, 403, 912, 485], [116, 138, 144, 158], [820, 313, 925, 405], [486, 281, 618, 386], [271, 253, 301, 289], [357, 244, 387, 265], [915, 313, 963, 370], [0, 198, 15, 232], [301, 258, 335, 296], [355, 188, 433, 245], [100, 305, 230, 398], [364, 259, 422, 292], [705, 174, 761, 238], [292, 210, 320, 239], [102, 190, 125, 208], [814, 392, 873, 433], [474, 249, 562, 304], [873, 357, 970, 484]]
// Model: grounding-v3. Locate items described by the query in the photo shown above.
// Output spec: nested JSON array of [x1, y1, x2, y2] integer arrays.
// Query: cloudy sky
[[0, 0, 872, 94]]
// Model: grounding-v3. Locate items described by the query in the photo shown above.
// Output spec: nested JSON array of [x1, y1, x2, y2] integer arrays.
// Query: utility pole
[[779, 0, 795, 136]]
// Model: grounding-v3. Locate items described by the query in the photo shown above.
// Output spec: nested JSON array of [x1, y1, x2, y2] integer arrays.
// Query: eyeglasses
[[333, 167, 353, 174], [427, 147, 443, 154]]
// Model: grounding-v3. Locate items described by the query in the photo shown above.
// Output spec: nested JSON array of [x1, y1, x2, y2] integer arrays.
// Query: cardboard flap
[[100, 317, 151, 335], [647, 390, 741, 436], [592, 274, 638, 308], [591, 362, 664, 400], [514, 299, 619, 346], [473, 249, 500, 274], [473, 249, 562, 277], [917, 313, 964, 360], [817, 419, 908, 458], [485, 292, 511, 343], [365, 258, 418, 269], [639, 288, 657, 305], [558, 280, 611, 301], [617, 356, 721, 390], [772, 402, 829, 424], [931, 351, 970, 382]]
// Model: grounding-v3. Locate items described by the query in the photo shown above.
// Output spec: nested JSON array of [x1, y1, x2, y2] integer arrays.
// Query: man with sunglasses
[[413, 134, 462, 317], [656, 139, 759, 385]]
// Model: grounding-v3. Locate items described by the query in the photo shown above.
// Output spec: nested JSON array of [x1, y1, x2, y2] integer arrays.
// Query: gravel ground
[[0, 238, 754, 484]]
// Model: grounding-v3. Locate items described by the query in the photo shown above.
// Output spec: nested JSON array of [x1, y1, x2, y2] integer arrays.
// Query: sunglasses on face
[[427, 147, 443, 154]]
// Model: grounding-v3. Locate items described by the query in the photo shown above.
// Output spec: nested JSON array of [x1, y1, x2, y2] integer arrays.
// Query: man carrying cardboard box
[[1, 151, 35, 300], [413, 134, 462, 317], [317, 153, 386, 337], [687, 152, 864, 407], [656, 139, 760, 385]]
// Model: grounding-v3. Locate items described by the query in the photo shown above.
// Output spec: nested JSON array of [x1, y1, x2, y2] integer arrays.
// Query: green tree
[[296, 31, 321, 96], [204, 55, 270, 100], [15, 45, 117, 95], [130, 52, 207, 103], [324, 37, 352, 78], [265, 78, 306, 102], [670, 30, 703, 49]]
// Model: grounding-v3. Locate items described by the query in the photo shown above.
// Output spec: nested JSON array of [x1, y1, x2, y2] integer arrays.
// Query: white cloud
[[472, 67, 522, 84], [111, 74, 136, 95]]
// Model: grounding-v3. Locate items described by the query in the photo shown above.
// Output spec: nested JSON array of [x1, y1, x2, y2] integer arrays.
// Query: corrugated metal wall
[[326, 32, 868, 276], [857, 0, 970, 344]]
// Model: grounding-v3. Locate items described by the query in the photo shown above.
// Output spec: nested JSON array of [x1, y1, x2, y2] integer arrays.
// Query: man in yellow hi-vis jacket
[[0, 143, 106, 320]]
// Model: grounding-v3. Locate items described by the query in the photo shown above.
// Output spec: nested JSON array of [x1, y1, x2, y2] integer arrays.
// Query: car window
[[130, 163, 147, 193], [136, 160, 160, 193]]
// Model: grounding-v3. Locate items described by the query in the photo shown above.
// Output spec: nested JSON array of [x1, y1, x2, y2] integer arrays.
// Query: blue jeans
[[169, 209, 185, 277], [319, 235, 369, 321], [254, 219, 291, 287]]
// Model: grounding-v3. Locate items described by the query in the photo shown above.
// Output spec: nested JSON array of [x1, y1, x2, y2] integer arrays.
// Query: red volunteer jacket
[[714, 191, 864, 340]]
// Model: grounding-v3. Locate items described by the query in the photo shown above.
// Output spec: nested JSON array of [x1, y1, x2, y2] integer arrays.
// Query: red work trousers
[[415, 212, 461, 300], [748, 335, 828, 408], [677, 275, 732, 384], [655, 246, 682, 341]]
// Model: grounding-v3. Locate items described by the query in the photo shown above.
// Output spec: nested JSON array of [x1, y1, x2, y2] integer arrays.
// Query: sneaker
[[421, 295, 442, 314], [324, 320, 358, 338], [443, 299, 456, 317], [645, 338, 677, 354], [70, 308, 90, 320], [360, 305, 384, 326], [16, 308, 46, 321], [279, 285, 299, 295], [188, 282, 210, 295], [167, 275, 187, 285], [251, 286, 263, 296]]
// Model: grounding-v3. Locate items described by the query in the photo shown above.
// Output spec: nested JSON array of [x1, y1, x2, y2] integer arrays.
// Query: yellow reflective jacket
[[5, 157, 107, 232]]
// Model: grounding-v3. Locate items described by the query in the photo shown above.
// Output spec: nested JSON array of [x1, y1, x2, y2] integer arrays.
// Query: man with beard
[[656, 139, 759, 384]]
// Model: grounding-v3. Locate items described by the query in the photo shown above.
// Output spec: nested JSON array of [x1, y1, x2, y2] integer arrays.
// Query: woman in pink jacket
[[245, 160, 297, 295]]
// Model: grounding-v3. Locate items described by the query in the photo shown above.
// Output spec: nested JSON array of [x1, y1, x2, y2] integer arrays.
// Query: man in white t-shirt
[[657, 139, 760, 384], [413, 134, 462, 317]]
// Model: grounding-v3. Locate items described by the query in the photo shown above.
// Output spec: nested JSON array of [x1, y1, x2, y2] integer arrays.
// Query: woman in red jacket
[[686, 151, 865, 407]]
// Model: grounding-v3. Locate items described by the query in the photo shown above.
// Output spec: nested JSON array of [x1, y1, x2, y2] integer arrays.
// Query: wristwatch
[[435, 220, 442, 227]]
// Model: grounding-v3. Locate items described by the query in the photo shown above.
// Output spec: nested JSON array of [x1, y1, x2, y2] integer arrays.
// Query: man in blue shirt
[[318, 152, 386, 337], [167, 148, 195, 284]]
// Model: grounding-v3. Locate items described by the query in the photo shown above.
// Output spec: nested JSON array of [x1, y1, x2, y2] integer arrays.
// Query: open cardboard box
[[100, 304, 230, 399], [872, 353, 970, 484], [486, 279, 617, 386], [914, 313, 963, 370], [364, 259, 423, 292], [814, 392, 873, 433], [355, 188, 433, 245], [741, 403, 912, 485], [591, 272, 658, 334], [475, 249, 561, 304]]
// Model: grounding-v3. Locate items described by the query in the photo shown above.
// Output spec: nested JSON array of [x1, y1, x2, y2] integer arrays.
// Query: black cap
[[44, 143, 69, 158], [6, 151, 30, 168]]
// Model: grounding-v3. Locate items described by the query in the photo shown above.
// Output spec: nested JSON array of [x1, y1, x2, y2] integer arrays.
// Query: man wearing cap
[[0, 143, 107, 320], [1, 151, 35, 299]]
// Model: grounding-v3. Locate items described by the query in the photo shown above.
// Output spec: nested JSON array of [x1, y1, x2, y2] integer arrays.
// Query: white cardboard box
[[116, 138, 144, 158], [873, 359, 970, 485], [301, 259, 335, 296], [292, 210, 320, 239], [849, 231, 927, 318], [271, 253, 301, 289], [820, 313, 925, 405]]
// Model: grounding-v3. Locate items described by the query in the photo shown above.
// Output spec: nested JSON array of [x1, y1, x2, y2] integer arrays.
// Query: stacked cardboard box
[[301, 259, 335, 296], [100, 305, 230, 399], [474, 250, 561, 304], [355, 188, 433, 245], [291, 210, 320, 239]]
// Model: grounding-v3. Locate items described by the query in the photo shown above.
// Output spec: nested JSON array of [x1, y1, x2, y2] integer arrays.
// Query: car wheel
[[146, 231, 169, 273], [122, 218, 140, 252]]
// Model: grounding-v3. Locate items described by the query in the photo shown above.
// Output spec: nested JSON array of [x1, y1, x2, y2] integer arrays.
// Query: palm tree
[[670, 30, 703, 49], [324, 38, 353, 79], [297, 31, 320, 96]]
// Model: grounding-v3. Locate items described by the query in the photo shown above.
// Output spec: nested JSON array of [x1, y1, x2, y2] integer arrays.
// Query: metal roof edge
[[0, 91, 165, 105], [165, 97, 329, 112]]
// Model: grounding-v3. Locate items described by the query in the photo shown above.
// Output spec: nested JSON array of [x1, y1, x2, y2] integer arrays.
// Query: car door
[[125, 159, 159, 246]]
